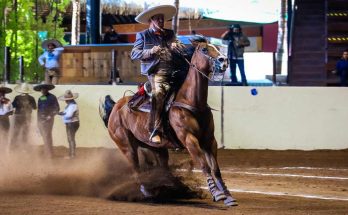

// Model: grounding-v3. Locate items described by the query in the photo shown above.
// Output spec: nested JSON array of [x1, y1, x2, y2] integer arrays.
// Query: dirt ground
[[0, 147, 347, 215]]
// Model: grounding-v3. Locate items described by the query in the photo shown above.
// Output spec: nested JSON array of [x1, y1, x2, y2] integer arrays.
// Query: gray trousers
[[45, 68, 60, 85], [10, 114, 31, 150], [66, 121, 79, 158], [0, 116, 10, 146], [38, 117, 54, 157]]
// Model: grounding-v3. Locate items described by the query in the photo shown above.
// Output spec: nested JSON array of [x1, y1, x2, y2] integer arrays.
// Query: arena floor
[[0, 147, 347, 215]]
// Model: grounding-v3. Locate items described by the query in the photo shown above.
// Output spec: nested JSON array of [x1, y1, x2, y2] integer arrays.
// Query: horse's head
[[190, 36, 228, 80]]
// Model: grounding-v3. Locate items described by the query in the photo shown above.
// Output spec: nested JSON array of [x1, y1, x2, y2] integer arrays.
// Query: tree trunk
[[276, 0, 288, 75], [71, 0, 80, 45], [172, 0, 179, 34]]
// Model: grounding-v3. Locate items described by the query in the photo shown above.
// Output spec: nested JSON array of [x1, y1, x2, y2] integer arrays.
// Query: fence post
[[110, 49, 121, 85], [4, 47, 11, 83], [272, 52, 277, 85], [19, 56, 24, 83]]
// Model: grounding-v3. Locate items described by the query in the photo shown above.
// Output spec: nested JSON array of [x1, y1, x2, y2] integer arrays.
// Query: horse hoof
[[224, 196, 238, 206], [212, 190, 227, 202], [140, 184, 154, 198]]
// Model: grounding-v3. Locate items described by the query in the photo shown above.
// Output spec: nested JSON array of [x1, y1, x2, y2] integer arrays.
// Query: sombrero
[[0, 84, 12, 94], [33, 82, 55, 91], [42, 39, 62, 49], [58, 90, 79, 101], [135, 5, 176, 24], [14, 83, 34, 94]]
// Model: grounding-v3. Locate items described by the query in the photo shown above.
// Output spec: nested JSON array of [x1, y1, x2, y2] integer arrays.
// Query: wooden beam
[[114, 19, 264, 34]]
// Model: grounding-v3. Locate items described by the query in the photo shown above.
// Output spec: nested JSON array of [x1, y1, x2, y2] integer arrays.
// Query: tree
[[0, 0, 70, 83], [275, 0, 288, 76], [71, 0, 80, 45]]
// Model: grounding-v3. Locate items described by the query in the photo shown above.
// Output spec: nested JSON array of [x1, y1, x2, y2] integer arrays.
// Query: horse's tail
[[99, 95, 116, 128]]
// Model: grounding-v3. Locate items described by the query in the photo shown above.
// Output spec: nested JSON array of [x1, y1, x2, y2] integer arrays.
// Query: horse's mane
[[189, 34, 207, 43]]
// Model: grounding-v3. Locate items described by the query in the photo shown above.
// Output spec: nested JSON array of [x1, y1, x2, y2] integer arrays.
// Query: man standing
[[10, 83, 37, 151], [34, 83, 59, 158], [131, 5, 183, 143], [221, 24, 250, 86], [336, 49, 348, 86], [103, 25, 122, 44], [0, 85, 13, 146], [38, 39, 64, 85]]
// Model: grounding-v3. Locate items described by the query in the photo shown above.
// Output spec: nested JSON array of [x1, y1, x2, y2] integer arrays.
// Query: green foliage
[[0, 0, 70, 83]]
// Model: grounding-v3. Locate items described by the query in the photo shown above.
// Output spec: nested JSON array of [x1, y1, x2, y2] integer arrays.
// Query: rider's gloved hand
[[150, 46, 161, 55], [171, 42, 185, 50]]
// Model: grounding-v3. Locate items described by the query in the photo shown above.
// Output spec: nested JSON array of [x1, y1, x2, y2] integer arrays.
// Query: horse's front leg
[[181, 132, 226, 202], [205, 138, 238, 206]]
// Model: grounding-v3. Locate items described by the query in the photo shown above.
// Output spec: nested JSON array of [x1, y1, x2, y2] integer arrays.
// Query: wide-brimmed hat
[[135, 5, 176, 24], [230, 24, 241, 29], [0, 84, 12, 94], [42, 39, 62, 49], [58, 90, 78, 101], [14, 83, 34, 94], [33, 82, 55, 91]]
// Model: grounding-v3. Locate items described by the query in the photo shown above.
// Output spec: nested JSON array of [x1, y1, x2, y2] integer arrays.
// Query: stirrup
[[149, 130, 161, 143]]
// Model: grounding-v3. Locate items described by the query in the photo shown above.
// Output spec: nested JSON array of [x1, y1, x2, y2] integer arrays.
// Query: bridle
[[184, 45, 225, 81]]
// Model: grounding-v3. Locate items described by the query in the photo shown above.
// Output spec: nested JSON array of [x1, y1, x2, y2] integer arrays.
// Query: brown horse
[[104, 37, 237, 206]]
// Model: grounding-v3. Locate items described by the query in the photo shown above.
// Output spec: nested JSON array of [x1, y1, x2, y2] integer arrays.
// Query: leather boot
[[149, 93, 164, 144]]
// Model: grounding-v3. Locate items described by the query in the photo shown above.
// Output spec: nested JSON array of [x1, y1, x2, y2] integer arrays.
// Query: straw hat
[[58, 90, 78, 101], [0, 84, 12, 94], [14, 83, 34, 94], [42, 39, 62, 49], [135, 5, 176, 24], [33, 82, 55, 91]]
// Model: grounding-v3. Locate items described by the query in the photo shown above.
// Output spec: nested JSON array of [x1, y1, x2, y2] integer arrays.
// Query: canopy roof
[[37, 0, 280, 24], [88, 0, 280, 23]]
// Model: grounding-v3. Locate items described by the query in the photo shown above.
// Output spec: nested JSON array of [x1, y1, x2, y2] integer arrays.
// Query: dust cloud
[[0, 145, 202, 202]]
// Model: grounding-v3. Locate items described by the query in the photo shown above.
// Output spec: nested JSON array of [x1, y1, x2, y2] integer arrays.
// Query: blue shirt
[[37, 93, 59, 120], [38, 47, 64, 69], [336, 58, 348, 74]]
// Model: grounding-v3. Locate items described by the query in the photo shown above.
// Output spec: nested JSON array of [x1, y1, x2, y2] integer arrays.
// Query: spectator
[[103, 25, 122, 44], [0, 85, 13, 146], [58, 90, 80, 159], [38, 39, 64, 85], [221, 24, 250, 86], [34, 83, 59, 158], [335, 49, 348, 86], [10, 83, 37, 151]]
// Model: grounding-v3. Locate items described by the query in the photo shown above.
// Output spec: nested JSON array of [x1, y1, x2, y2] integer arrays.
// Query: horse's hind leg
[[181, 133, 226, 202], [109, 128, 153, 197], [205, 138, 238, 206]]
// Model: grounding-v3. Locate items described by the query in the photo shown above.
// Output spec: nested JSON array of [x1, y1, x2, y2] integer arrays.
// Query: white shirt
[[0, 100, 13, 116], [60, 102, 79, 123]]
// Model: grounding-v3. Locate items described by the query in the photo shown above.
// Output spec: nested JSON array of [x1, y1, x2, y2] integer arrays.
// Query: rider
[[131, 5, 184, 144]]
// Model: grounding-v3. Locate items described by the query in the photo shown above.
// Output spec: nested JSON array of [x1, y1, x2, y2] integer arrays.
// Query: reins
[[183, 48, 217, 81]]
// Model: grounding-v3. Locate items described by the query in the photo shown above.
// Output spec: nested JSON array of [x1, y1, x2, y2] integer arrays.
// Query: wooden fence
[[60, 44, 146, 84]]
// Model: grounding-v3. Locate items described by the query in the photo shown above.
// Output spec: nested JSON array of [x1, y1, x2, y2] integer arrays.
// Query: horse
[[102, 37, 237, 206]]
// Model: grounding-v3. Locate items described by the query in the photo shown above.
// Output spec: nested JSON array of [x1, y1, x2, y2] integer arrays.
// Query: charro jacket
[[131, 28, 176, 75]]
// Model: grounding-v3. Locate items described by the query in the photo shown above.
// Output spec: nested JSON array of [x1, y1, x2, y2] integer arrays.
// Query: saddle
[[127, 82, 174, 113], [127, 82, 183, 149]]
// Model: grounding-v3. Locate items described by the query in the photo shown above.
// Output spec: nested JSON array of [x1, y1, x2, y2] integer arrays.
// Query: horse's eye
[[202, 48, 208, 53]]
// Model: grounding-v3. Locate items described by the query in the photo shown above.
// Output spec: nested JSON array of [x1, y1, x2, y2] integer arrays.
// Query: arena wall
[[6, 85, 348, 150]]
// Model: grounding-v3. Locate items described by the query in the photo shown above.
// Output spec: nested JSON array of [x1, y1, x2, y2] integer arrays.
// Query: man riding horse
[[131, 5, 185, 144]]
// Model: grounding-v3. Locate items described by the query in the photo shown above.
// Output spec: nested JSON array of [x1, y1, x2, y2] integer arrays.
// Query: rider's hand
[[171, 42, 185, 50], [150, 46, 161, 55]]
